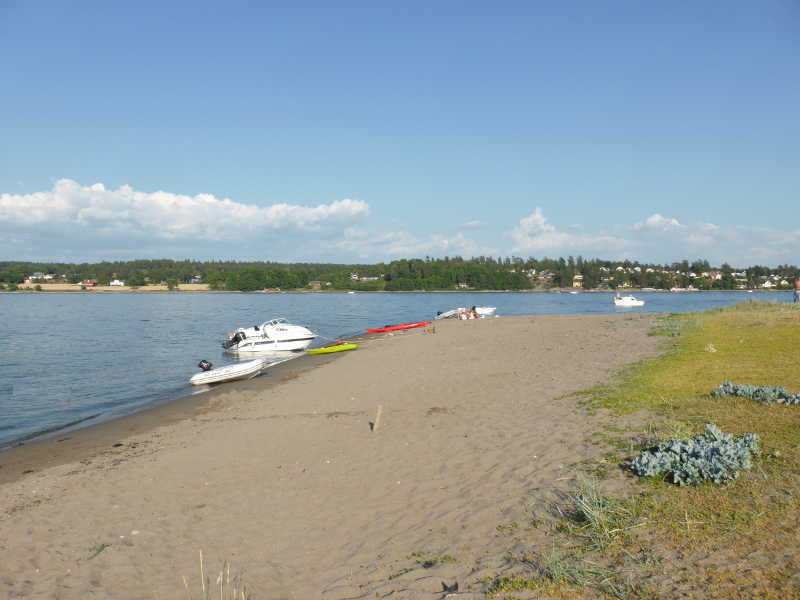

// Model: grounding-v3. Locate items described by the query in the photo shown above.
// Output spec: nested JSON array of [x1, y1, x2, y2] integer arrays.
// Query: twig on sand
[[370, 405, 384, 431]]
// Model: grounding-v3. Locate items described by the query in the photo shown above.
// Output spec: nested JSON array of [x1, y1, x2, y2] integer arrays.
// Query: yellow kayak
[[307, 343, 358, 355]]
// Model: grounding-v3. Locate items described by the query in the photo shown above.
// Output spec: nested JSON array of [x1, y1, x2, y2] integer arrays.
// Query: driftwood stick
[[371, 405, 383, 431]]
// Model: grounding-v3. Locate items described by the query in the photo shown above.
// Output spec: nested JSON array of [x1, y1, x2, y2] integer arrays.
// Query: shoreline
[[0, 350, 344, 486], [4, 286, 786, 294], [0, 314, 674, 598]]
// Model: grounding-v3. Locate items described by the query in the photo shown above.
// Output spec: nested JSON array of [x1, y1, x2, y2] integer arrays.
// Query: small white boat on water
[[435, 306, 497, 320], [613, 294, 645, 307], [222, 318, 317, 353], [189, 359, 267, 386]]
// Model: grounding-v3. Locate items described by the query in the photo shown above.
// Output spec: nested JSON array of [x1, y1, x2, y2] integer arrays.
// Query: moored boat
[[435, 306, 497, 320], [222, 318, 317, 353], [613, 294, 645, 307], [189, 359, 267, 386]]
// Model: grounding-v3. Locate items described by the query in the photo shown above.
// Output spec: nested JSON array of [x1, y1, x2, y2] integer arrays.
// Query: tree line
[[1, 257, 798, 292]]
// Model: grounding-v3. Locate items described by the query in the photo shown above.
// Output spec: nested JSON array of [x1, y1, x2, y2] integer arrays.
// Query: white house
[[110, 279, 125, 286]]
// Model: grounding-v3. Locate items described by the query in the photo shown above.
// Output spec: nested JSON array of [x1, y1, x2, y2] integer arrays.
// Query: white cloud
[[624, 214, 800, 266], [510, 208, 631, 254], [0, 179, 369, 241], [332, 228, 497, 259], [633, 213, 684, 232]]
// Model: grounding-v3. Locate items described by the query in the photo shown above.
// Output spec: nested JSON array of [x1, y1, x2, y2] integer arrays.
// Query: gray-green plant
[[631, 423, 759, 486], [711, 381, 800, 405]]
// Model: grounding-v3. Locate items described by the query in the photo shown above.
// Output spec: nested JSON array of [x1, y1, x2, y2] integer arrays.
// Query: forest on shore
[[2, 256, 798, 292]]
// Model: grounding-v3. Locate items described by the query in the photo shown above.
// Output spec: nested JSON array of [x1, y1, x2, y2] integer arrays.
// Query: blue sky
[[1, 1, 798, 265]]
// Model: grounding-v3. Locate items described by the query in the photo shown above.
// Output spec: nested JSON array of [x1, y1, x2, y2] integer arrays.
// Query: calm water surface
[[0, 290, 791, 448]]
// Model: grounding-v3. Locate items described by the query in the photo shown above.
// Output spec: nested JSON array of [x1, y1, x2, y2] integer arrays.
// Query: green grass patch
[[577, 302, 800, 596]]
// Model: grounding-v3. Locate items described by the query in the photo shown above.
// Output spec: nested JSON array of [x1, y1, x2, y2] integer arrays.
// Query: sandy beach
[[0, 314, 662, 599]]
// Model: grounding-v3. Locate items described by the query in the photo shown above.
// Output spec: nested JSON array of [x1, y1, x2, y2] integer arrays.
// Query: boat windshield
[[263, 318, 288, 327]]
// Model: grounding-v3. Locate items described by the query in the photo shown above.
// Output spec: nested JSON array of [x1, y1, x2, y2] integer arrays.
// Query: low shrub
[[631, 424, 759, 486], [711, 381, 800, 406]]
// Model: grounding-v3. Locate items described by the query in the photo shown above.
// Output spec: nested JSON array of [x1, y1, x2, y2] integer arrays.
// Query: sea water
[[0, 290, 791, 448]]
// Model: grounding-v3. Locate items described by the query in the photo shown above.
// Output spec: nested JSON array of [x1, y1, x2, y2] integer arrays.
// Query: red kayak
[[367, 321, 431, 334]]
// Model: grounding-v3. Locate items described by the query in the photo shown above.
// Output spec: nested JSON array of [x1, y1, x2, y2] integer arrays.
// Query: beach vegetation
[[182, 551, 251, 600], [418, 553, 457, 568], [557, 302, 800, 596], [556, 479, 637, 552], [630, 423, 760, 486], [87, 542, 110, 559], [484, 549, 652, 599]]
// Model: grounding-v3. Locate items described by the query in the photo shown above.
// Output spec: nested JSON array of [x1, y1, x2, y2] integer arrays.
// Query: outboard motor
[[198, 359, 212, 371], [222, 331, 245, 349]]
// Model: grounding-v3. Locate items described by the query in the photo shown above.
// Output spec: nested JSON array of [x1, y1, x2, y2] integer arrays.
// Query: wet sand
[[0, 314, 662, 599]]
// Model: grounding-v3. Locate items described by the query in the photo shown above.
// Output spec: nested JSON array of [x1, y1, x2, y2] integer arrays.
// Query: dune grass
[[182, 551, 251, 600]]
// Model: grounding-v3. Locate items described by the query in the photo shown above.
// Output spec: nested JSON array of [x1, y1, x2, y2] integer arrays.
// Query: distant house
[[456, 282, 470, 289], [109, 279, 125, 286], [308, 280, 323, 290], [358, 275, 383, 281], [572, 274, 584, 288], [81, 279, 98, 287], [190, 275, 203, 284]]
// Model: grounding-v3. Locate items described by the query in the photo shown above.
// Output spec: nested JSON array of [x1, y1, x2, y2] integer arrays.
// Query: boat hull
[[307, 343, 358, 355], [226, 337, 315, 353], [223, 319, 317, 353], [367, 321, 431, 333], [189, 359, 266, 386], [613, 297, 645, 307]]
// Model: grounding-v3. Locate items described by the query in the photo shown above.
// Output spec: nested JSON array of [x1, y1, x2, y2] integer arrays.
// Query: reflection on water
[[0, 290, 791, 447]]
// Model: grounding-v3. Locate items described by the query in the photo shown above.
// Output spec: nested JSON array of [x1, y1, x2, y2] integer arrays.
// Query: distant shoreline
[[3, 284, 789, 294]]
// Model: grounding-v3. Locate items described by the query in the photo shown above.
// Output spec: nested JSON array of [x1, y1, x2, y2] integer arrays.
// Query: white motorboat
[[435, 306, 497, 320], [190, 359, 266, 386], [613, 294, 645, 307], [222, 318, 317, 353]]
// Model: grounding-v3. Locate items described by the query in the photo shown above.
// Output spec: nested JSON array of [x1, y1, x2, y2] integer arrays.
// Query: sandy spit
[[0, 314, 662, 599]]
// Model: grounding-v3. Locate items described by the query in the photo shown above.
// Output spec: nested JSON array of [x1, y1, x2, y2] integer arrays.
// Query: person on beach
[[794, 278, 800, 304]]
